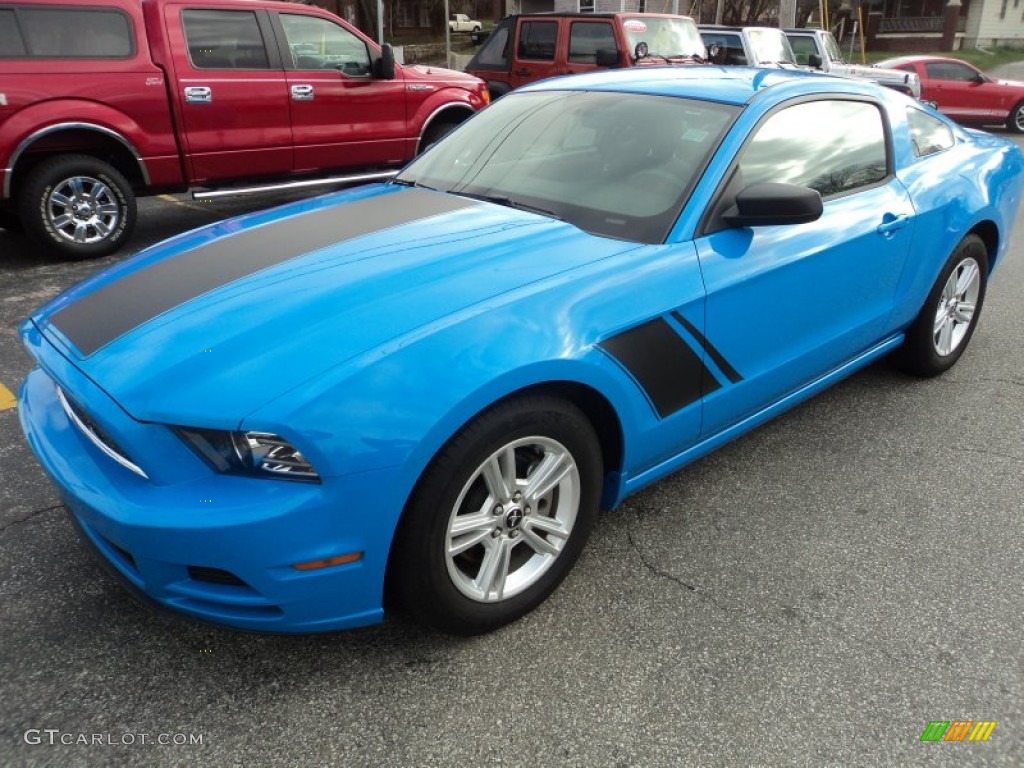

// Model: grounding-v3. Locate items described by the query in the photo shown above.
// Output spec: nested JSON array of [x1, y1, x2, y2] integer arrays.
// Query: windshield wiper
[[391, 178, 438, 191], [457, 192, 562, 220]]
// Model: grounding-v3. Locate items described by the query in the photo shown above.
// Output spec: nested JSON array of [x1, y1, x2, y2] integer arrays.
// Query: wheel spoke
[[523, 450, 573, 503], [520, 526, 559, 556], [480, 447, 514, 501], [72, 222, 89, 243], [92, 219, 112, 237], [523, 513, 570, 540], [474, 538, 511, 600], [933, 306, 947, 335], [448, 526, 494, 557], [936, 316, 954, 355], [96, 202, 120, 217], [51, 213, 74, 230], [68, 178, 85, 199], [954, 262, 979, 296], [49, 191, 71, 209]]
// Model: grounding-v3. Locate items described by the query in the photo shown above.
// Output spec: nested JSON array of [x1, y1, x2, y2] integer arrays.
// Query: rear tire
[[891, 234, 988, 377], [1008, 101, 1024, 134], [18, 154, 136, 260], [390, 395, 603, 635]]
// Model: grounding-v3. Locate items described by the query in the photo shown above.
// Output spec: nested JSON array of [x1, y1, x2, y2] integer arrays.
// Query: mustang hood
[[33, 185, 634, 425]]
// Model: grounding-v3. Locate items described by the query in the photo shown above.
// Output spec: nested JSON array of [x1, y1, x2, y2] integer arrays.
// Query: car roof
[[519, 65, 881, 106], [874, 55, 967, 67], [500, 12, 692, 20]]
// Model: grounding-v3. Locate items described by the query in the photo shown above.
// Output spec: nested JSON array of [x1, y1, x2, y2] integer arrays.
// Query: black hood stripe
[[599, 317, 715, 419], [50, 189, 475, 357]]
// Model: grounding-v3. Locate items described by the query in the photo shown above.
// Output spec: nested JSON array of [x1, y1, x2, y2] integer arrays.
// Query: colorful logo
[[920, 721, 997, 742]]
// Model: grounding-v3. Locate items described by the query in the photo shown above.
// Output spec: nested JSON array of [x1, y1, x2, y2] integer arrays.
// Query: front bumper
[[18, 364, 397, 633]]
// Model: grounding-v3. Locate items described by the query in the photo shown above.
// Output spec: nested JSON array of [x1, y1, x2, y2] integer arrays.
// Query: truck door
[[274, 12, 408, 172], [509, 18, 560, 89], [168, 6, 292, 182]]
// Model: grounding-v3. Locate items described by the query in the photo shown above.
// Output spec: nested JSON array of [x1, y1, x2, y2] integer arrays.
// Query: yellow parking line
[[0, 382, 16, 411], [157, 193, 215, 215]]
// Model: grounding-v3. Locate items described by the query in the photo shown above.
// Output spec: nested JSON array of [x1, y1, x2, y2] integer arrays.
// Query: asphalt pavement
[[1, 144, 1022, 766]]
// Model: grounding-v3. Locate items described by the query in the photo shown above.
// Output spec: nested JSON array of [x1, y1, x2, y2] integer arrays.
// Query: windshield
[[396, 91, 737, 243], [622, 16, 705, 59], [823, 32, 844, 64], [745, 27, 797, 65]]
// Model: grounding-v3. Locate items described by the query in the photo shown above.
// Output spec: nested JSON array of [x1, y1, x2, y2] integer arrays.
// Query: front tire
[[18, 154, 136, 259], [1008, 101, 1024, 134], [390, 395, 603, 635], [892, 233, 988, 377]]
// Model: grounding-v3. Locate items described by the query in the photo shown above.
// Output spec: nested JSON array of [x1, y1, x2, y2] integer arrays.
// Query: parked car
[[784, 28, 921, 98], [698, 25, 798, 68], [19, 68, 1023, 636], [465, 13, 705, 98], [0, 0, 490, 259], [875, 55, 1024, 133], [449, 13, 481, 33]]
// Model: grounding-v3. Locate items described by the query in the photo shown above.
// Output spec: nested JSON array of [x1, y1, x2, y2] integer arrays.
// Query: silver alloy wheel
[[933, 256, 981, 357], [444, 436, 580, 602], [45, 175, 121, 245], [1015, 104, 1024, 133]]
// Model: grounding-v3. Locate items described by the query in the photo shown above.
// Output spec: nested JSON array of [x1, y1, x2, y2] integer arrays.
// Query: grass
[[864, 46, 1024, 71]]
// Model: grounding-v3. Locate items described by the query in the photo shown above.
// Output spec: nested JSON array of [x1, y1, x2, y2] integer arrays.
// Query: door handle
[[876, 213, 909, 235], [291, 84, 314, 101], [184, 86, 212, 104]]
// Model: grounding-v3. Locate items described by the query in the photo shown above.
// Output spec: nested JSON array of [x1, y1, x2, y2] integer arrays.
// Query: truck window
[[787, 36, 817, 66], [280, 13, 371, 76], [569, 22, 616, 64], [183, 9, 270, 70], [518, 21, 557, 61], [702, 32, 745, 65], [2, 7, 133, 58]]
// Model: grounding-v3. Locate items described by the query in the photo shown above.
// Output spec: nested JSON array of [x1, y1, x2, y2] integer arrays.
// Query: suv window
[[183, 9, 270, 69], [739, 100, 887, 197], [907, 108, 954, 157], [518, 20, 557, 61], [787, 36, 817, 66], [473, 23, 510, 69], [702, 32, 746, 65], [280, 14, 370, 76], [569, 21, 616, 64], [0, 6, 133, 58]]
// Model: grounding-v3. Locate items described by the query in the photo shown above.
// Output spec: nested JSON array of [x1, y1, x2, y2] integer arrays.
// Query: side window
[[517, 21, 557, 61], [0, 10, 26, 56], [907, 108, 954, 157], [474, 24, 510, 69], [280, 14, 370, 76], [924, 61, 978, 82], [739, 100, 888, 197], [182, 9, 270, 70], [787, 36, 817, 66], [703, 33, 746, 65], [569, 22, 616, 64], [5, 7, 133, 58]]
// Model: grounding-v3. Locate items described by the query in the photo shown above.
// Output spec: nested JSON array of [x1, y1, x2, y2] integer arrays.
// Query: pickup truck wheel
[[19, 154, 136, 259], [420, 121, 458, 152], [1008, 101, 1024, 134]]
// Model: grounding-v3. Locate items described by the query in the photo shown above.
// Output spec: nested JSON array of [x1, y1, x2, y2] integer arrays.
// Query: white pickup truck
[[785, 28, 922, 99], [449, 13, 481, 33]]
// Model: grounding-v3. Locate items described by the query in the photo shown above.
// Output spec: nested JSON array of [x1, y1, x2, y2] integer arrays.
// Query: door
[[922, 60, 994, 121], [276, 12, 408, 173], [170, 6, 292, 182], [694, 99, 915, 436], [509, 18, 560, 88], [562, 20, 617, 76]]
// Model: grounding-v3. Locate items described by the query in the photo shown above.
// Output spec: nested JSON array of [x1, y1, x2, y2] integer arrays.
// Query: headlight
[[175, 427, 320, 482]]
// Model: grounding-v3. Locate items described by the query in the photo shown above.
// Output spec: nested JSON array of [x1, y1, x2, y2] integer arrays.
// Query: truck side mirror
[[596, 48, 620, 68], [375, 43, 396, 80], [808, 53, 822, 69]]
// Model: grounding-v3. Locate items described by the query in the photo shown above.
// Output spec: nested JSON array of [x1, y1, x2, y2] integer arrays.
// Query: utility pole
[[779, 0, 797, 27]]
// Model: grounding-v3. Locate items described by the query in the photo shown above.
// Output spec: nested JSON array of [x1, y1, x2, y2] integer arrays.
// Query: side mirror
[[375, 43, 396, 80], [596, 48, 620, 68], [722, 183, 823, 228], [808, 53, 822, 69], [971, 72, 987, 84]]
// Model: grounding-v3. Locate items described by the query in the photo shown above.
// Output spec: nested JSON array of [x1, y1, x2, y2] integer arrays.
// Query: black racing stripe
[[671, 311, 743, 384], [599, 317, 715, 419], [51, 190, 475, 357]]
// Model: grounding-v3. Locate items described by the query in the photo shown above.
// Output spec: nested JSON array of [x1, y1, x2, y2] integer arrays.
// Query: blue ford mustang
[[18, 68, 1024, 635]]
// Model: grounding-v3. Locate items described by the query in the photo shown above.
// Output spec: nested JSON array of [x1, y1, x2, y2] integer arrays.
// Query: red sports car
[[876, 56, 1024, 133]]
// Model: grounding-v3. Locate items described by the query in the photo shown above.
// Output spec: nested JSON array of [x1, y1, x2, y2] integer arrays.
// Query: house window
[[579, 0, 596, 13]]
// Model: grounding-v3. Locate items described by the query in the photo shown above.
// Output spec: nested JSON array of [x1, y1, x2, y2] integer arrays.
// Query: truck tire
[[19, 154, 136, 260]]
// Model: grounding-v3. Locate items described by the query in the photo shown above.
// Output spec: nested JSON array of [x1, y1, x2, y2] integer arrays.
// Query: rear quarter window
[[907, 108, 954, 157], [0, 5, 134, 58]]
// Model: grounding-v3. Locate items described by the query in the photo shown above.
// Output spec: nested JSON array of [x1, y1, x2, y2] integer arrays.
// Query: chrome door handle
[[877, 214, 909, 235], [291, 84, 314, 101], [184, 86, 212, 104]]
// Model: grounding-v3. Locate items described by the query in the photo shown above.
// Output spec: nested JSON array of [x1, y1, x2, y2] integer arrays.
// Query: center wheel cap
[[504, 506, 524, 530]]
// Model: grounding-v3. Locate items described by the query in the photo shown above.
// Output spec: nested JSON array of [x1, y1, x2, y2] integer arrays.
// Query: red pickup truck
[[0, 0, 490, 258]]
